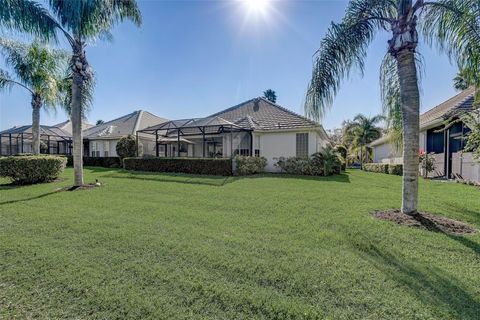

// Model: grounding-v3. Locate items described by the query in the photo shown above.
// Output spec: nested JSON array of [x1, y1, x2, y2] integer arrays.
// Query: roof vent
[[253, 99, 260, 112]]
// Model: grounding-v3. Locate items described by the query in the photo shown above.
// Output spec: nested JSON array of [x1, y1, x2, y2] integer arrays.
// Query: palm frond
[[305, 0, 396, 121], [59, 69, 95, 118], [422, 0, 480, 80], [48, 0, 142, 41], [0, 68, 15, 91], [0, 38, 68, 107], [379, 50, 424, 151], [0, 0, 58, 41]]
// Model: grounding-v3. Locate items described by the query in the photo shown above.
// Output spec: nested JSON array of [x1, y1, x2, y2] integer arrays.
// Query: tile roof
[[370, 87, 476, 147], [209, 97, 322, 131], [420, 86, 475, 127], [84, 110, 168, 139]]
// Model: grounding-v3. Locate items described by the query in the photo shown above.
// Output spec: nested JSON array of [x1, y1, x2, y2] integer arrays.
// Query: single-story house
[[0, 120, 92, 156], [83, 110, 168, 157], [370, 87, 479, 182], [138, 97, 329, 171]]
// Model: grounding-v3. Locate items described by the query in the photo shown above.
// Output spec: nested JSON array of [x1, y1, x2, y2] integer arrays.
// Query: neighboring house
[[138, 97, 329, 171], [0, 120, 92, 156], [83, 110, 168, 157], [370, 136, 402, 164], [370, 87, 479, 181]]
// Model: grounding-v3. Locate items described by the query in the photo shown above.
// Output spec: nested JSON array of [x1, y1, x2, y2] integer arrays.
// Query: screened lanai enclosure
[[137, 116, 253, 158], [0, 125, 72, 156]]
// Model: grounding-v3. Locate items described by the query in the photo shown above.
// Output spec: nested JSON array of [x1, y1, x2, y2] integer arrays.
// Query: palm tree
[[453, 69, 473, 91], [1, 0, 142, 186], [0, 39, 67, 154], [263, 89, 277, 103], [346, 114, 383, 168], [304, 0, 480, 215]]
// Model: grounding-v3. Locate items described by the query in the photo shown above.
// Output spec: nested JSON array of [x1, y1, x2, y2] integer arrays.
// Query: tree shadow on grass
[[0, 190, 59, 206], [353, 242, 480, 319], [98, 169, 350, 187], [100, 172, 235, 187]]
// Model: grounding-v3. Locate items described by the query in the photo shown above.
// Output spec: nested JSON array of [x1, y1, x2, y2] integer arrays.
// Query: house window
[[255, 149, 260, 157], [296, 133, 309, 158], [91, 141, 100, 157], [426, 128, 444, 154]]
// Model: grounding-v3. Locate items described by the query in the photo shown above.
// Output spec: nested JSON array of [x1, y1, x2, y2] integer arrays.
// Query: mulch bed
[[373, 210, 477, 236]]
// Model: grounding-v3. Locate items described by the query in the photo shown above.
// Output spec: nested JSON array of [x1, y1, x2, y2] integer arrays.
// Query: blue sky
[[0, 0, 459, 131]]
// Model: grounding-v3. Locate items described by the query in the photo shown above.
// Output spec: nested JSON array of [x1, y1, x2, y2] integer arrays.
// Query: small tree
[[263, 89, 277, 103], [116, 135, 139, 159]]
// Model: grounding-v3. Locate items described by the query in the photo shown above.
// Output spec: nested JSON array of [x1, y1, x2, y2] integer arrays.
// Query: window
[[255, 149, 260, 157], [296, 133, 309, 158], [426, 129, 444, 154]]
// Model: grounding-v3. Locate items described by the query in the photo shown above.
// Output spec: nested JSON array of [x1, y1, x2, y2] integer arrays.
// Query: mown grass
[[0, 168, 479, 319]]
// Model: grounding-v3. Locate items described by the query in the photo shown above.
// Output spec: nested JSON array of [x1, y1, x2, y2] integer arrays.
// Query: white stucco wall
[[257, 130, 324, 172], [452, 152, 480, 183], [373, 143, 402, 164]]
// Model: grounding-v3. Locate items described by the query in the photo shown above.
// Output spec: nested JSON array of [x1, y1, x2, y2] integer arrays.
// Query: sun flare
[[242, 0, 271, 15]]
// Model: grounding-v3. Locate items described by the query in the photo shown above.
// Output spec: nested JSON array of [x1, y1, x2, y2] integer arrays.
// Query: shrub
[[363, 163, 403, 176], [235, 156, 267, 175], [275, 157, 314, 175], [0, 155, 67, 184], [363, 163, 388, 174], [66, 156, 121, 168], [123, 157, 233, 176], [388, 164, 403, 176], [275, 147, 342, 176], [116, 135, 141, 159]]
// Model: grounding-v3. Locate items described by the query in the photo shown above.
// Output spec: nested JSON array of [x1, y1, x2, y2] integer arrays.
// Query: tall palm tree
[[305, 0, 480, 215], [0, 39, 67, 154], [346, 114, 383, 168], [1, 0, 142, 186], [263, 89, 277, 103]]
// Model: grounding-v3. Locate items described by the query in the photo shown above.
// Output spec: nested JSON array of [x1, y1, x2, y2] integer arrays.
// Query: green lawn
[[1, 168, 479, 319]]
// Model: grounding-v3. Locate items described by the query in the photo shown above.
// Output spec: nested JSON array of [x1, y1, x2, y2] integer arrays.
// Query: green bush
[[235, 156, 267, 175], [66, 156, 121, 168], [275, 147, 342, 176], [116, 135, 141, 159], [123, 157, 233, 176], [363, 163, 403, 176], [363, 163, 388, 174], [0, 155, 67, 184], [388, 164, 403, 176]]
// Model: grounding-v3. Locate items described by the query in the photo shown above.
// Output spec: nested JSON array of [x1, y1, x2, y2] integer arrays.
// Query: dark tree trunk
[[31, 94, 41, 154], [389, 12, 420, 215], [71, 40, 88, 186]]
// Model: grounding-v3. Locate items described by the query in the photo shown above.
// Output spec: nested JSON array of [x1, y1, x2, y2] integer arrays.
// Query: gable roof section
[[420, 86, 475, 128], [370, 87, 476, 147], [52, 120, 93, 135], [209, 97, 322, 131], [84, 110, 168, 139]]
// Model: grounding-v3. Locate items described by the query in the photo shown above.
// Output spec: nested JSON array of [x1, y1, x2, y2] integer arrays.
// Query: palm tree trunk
[[71, 41, 85, 186], [396, 50, 420, 215], [360, 145, 363, 170], [31, 94, 41, 154]]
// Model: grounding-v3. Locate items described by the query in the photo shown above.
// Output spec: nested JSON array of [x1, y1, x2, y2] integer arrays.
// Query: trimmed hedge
[[388, 164, 403, 176], [363, 163, 388, 174], [66, 156, 122, 168], [235, 156, 267, 175], [0, 155, 67, 184], [123, 157, 233, 176], [363, 163, 403, 176]]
